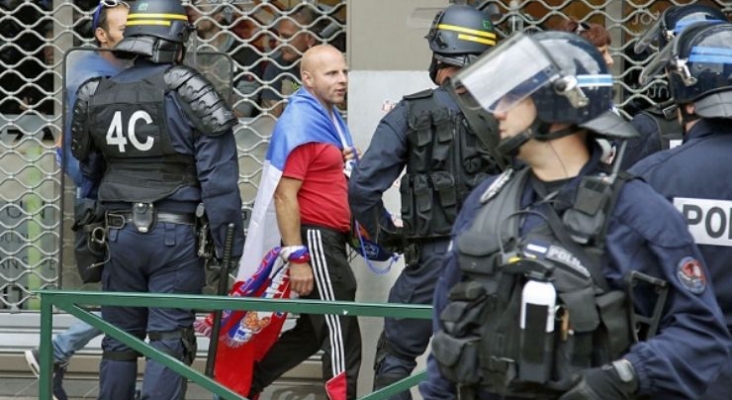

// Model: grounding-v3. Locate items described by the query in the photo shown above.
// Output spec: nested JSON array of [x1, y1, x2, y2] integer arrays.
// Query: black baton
[[205, 222, 236, 378]]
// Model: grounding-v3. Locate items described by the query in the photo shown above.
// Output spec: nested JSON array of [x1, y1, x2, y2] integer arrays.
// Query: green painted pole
[[44, 290, 432, 320], [39, 293, 54, 400]]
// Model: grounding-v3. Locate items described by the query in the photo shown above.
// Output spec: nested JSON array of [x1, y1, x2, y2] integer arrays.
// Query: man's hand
[[343, 146, 360, 162], [289, 262, 314, 296], [559, 360, 638, 400]]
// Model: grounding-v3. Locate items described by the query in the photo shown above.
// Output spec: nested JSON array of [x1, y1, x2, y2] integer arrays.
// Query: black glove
[[559, 360, 639, 400], [380, 226, 405, 253]]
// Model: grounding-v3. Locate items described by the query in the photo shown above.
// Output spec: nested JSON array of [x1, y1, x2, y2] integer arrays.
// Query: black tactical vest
[[399, 89, 499, 240], [432, 168, 633, 398], [89, 66, 198, 203]]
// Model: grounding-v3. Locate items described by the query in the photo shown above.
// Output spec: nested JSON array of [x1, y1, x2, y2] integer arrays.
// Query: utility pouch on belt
[[433, 331, 482, 385], [132, 202, 155, 233], [432, 280, 489, 387]]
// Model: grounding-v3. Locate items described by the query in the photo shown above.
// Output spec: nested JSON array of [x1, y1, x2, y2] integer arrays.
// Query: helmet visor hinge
[[672, 58, 698, 86], [554, 76, 589, 108]]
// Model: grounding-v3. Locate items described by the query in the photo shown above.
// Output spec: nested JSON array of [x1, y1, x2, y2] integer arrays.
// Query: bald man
[[248, 44, 361, 400]]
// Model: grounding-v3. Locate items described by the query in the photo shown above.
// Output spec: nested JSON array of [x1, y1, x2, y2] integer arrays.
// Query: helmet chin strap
[[428, 56, 440, 85], [537, 125, 577, 141], [496, 118, 580, 157], [496, 118, 547, 157]]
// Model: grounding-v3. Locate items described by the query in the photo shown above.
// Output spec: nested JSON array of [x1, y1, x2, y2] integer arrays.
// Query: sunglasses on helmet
[[91, 0, 129, 32]]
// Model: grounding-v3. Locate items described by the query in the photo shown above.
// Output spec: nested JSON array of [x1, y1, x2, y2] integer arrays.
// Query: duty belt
[[106, 211, 196, 230]]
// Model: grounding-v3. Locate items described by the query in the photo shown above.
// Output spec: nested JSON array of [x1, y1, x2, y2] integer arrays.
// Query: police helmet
[[113, 0, 194, 63], [452, 31, 636, 156], [426, 4, 497, 68], [634, 4, 728, 54], [642, 22, 732, 118]]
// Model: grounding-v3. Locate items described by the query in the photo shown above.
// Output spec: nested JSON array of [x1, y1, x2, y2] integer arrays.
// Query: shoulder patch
[[480, 169, 514, 204], [403, 88, 434, 101], [677, 256, 707, 294]]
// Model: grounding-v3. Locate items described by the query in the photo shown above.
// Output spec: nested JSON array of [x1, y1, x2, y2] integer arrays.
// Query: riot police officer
[[70, 0, 245, 398], [624, 4, 729, 169], [420, 31, 731, 399], [630, 21, 732, 400], [348, 5, 502, 398]]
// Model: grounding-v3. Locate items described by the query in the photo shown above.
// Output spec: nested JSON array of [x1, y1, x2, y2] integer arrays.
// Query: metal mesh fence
[[0, 0, 730, 311]]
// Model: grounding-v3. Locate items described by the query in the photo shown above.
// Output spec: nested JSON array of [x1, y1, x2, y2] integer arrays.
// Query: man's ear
[[301, 70, 313, 88], [95, 27, 107, 45], [686, 103, 696, 115]]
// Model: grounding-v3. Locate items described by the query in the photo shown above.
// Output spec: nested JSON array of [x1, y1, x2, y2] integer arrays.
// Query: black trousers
[[250, 226, 362, 399]]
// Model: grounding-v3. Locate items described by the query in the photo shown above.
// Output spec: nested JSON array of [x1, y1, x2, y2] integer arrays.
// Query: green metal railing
[[38, 290, 431, 400]]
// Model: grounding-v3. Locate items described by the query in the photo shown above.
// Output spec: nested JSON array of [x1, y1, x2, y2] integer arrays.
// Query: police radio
[[519, 277, 556, 383], [504, 255, 557, 384]]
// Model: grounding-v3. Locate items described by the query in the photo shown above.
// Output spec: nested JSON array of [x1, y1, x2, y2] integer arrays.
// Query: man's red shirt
[[282, 142, 350, 233]]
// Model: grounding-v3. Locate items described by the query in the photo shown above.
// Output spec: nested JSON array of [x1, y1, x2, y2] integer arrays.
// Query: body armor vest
[[400, 89, 498, 240], [432, 168, 633, 398], [89, 66, 198, 203]]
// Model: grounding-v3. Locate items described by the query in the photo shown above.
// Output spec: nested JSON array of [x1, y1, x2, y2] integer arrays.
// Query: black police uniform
[[73, 59, 245, 400], [70, 2, 245, 399], [349, 5, 497, 400], [630, 20, 732, 400], [421, 148, 731, 399], [631, 119, 732, 399], [349, 6, 501, 397], [350, 86, 498, 392]]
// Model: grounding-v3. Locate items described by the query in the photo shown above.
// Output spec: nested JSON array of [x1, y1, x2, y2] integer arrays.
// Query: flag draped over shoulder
[[203, 87, 354, 398]]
